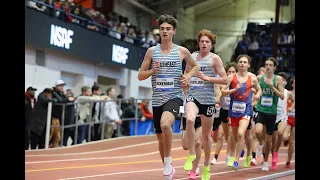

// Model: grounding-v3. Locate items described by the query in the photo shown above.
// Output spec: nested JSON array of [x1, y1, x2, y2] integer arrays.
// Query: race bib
[[288, 108, 295, 117], [261, 96, 273, 107], [190, 77, 204, 89], [214, 105, 221, 118], [232, 101, 246, 113], [222, 96, 231, 109], [156, 75, 174, 91]]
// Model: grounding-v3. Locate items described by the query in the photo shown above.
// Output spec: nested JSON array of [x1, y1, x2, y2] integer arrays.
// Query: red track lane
[[25, 135, 295, 180]]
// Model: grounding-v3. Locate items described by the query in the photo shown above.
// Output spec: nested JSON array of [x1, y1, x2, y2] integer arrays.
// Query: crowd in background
[[25, 80, 153, 150], [231, 21, 295, 74], [26, 0, 161, 48]]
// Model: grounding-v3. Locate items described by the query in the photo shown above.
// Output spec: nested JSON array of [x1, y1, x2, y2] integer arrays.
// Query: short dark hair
[[277, 72, 288, 81], [106, 87, 115, 95], [290, 76, 295, 85], [265, 57, 277, 66], [43, 88, 53, 94], [91, 85, 100, 92], [157, 14, 177, 29], [236, 54, 251, 64], [225, 62, 237, 72], [81, 86, 90, 93]]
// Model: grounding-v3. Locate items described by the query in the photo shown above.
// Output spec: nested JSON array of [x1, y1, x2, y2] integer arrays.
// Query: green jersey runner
[[256, 74, 278, 115]]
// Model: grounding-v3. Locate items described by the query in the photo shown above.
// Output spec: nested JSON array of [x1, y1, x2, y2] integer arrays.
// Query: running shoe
[[184, 154, 196, 171], [163, 163, 173, 176], [262, 161, 269, 171], [210, 157, 217, 165], [227, 156, 235, 167], [201, 166, 210, 180], [250, 158, 257, 166], [244, 156, 252, 168], [188, 167, 200, 176], [232, 161, 239, 171], [165, 167, 175, 180]]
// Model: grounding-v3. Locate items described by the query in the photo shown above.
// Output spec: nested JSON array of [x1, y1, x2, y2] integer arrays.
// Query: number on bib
[[190, 77, 204, 89], [207, 106, 215, 116], [156, 75, 174, 91], [232, 101, 246, 113], [261, 96, 273, 107]]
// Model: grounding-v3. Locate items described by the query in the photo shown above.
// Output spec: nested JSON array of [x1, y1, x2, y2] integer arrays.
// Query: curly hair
[[157, 14, 177, 29], [197, 29, 217, 45]]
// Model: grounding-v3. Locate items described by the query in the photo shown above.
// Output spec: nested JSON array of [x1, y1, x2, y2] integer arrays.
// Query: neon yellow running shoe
[[227, 156, 235, 167], [201, 166, 210, 180], [244, 156, 252, 168], [184, 154, 196, 171]]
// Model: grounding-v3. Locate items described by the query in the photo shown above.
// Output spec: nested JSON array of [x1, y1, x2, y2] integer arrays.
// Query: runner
[[211, 62, 237, 165], [221, 54, 261, 170], [180, 103, 202, 179], [250, 66, 266, 166], [138, 14, 199, 179], [183, 29, 228, 180], [283, 76, 295, 168], [271, 72, 295, 170], [255, 57, 285, 171]]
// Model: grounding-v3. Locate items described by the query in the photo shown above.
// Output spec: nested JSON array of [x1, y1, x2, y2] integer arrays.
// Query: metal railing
[[43, 98, 173, 149]]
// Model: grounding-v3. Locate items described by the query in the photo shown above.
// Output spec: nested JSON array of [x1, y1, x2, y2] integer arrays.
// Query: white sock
[[164, 156, 172, 165]]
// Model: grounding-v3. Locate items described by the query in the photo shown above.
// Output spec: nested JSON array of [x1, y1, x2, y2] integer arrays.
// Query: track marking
[[56, 159, 294, 180], [25, 134, 180, 152], [175, 161, 295, 180], [25, 147, 183, 164], [26, 139, 181, 157], [25, 150, 226, 172], [247, 170, 295, 180]]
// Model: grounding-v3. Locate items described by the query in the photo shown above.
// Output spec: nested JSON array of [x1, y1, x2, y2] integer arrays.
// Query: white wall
[[126, 69, 152, 99], [114, 0, 152, 31]]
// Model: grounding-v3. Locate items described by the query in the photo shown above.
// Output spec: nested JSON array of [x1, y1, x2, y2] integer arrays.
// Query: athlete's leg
[[184, 102, 199, 171], [200, 115, 214, 167], [250, 122, 258, 165], [192, 127, 203, 172], [275, 121, 287, 152], [227, 126, 236, 166], [244, 127, 252, 168], [156, 134, 164, 163], [211, 124, 223, 165], [233, 118, 250, 170], [286, 126, 295, 167], [262, 114, 277, 171], [181, 130, 189, 150], [283, 125, 291, 146]]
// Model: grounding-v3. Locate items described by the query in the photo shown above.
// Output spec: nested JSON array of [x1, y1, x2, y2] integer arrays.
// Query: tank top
[[221, 95, 231, 110], [228, 73, 253, 118], [187, 52, 216, 105], [287, 90, 295, 118], [276, 89, 288, 122], [256, 74, 278, 115], [151, 44, 183, 107]]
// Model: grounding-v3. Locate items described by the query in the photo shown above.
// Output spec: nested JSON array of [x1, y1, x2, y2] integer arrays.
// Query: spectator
[[121, 98, 143, 136], [139, 99, 153, 120], [29, 88, 54, 149], [124, 27, 136, 44], [248, 36, 259, 51], [76, 86, 108, 144], [287, 30, 295, 44], [51, 80, 71, 148], [62, 89, 76, 146], [91, 85, 103, 141], [103, 87, 122, 139], [25, 86, 37, 150]]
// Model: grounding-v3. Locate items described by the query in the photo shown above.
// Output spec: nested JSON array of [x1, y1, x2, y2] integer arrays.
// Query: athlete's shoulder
[[177, 45, 189, 53], [275, 74, 283, 81]]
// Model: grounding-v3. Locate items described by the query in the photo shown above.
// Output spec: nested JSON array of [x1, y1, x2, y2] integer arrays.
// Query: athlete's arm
[[270, 75, 285, 100], [252, 75, 262, 100], [207, 55, 228, 85], [221, 74, 238, 96], [288, 91, 295, 103], [214, 84, 222, 104], [180, 47, 199, 78], [138, 47, 155, 81]]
